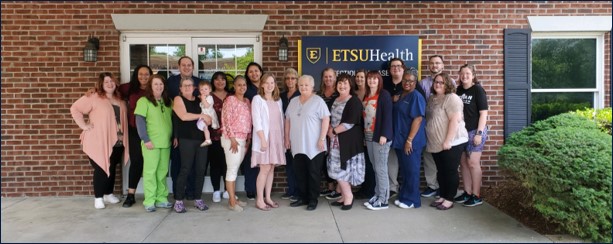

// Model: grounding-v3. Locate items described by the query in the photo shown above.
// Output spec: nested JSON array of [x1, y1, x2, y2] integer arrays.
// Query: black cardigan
[[336, 95, 365, 170]]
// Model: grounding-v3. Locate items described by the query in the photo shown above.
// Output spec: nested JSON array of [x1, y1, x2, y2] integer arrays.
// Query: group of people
[[71, 54, 489, 213]]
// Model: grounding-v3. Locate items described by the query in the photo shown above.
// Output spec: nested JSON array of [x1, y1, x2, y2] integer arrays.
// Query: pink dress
[[251, 100, 286, 167]]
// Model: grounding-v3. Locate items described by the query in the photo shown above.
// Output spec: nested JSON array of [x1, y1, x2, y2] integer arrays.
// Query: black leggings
[[127, 126, 143, 189], [207, 140, 226, 191], [175, 138, 208, 200], [432, 143, 466, 201], [89, 145, 124, 198]]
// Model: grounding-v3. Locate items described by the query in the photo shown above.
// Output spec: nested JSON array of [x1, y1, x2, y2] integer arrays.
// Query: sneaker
[[144, 205, 156, 212], [281, 193, 292, 199], [463, 195, 483, 207], [155, 202, 173, 208], [194, 199, 209, 211], [174, 200, 186, 213], [212, 191, 221, 203], [246, 192, 256, 200], [319, 189, 333, 197], [421, 187, 439, 198], [222, 191, 229, 199], [289, 196, 299, 202], [103, 194, 120, 204], [397, 202, 415, 209], [366, 201, 389, 210], [393, 199, 400, 206], [122, 194, 135, 208], [389, 191, 398, 199], [325, 191, 342, 200], [94, 198, 105, 209], [454, 192, 471, 203], [364, 196, 378, 207]]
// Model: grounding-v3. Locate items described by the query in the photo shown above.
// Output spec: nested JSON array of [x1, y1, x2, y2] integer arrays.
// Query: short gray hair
[[298, 75, 315, 92]]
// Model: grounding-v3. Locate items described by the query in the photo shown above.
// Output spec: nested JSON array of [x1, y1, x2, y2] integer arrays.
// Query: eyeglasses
[[285, 77, 297, 80], [390, 65, 403, 69], [181, 84, 193, 87], [403, 79, 416, 83]]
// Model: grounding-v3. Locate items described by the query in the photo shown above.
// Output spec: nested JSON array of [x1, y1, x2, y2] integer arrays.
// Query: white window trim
[[528, 16, 612, 32], [530, 28, 606, 109]]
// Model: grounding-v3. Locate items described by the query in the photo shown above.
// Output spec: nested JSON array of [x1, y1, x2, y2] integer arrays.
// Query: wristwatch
[[476, 130, 483, 135]]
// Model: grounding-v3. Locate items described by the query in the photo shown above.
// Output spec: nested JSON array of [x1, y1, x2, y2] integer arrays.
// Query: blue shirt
[[391, 90, 427, 150]]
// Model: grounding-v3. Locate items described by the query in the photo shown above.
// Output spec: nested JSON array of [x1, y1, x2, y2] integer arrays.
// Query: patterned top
[[210, 93, 225, 141], [362, 94, 378, 141], [221, 95, 251, 140]]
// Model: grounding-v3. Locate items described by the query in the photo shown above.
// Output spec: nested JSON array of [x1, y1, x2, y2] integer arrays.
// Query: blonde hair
[[258, 73, 280, 101]]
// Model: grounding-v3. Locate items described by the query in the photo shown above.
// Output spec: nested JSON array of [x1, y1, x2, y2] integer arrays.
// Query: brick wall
[[1, 1, 611, 197]]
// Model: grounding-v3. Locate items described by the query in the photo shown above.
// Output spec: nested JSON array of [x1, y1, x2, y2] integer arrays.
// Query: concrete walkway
[[1, 194, 564, 243]]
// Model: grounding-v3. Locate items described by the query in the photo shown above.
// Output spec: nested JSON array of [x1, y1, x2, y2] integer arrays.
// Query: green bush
[[572, 107, 612, 135], [498, 113, 612, 243], [508, 113, 600, 148], [531, 101, 590, 123]]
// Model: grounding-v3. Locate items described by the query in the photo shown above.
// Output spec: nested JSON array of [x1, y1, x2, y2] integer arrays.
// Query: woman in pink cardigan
[[71, 72, 129, 209]]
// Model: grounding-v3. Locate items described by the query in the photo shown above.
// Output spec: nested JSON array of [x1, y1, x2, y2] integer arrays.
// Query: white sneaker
[[397, 202, 415, 209], [212, 191, 221, 203], [103, 194, 120, 204], [94, 198, 105, 209], [222, 191, 229, 199]]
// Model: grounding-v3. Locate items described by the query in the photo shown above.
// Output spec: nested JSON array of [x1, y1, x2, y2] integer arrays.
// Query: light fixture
[[83, 35, 100, 62], [278, 35, 288, 61]]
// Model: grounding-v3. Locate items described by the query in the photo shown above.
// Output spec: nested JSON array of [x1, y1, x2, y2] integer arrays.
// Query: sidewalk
[[1, 194, 563, 243]]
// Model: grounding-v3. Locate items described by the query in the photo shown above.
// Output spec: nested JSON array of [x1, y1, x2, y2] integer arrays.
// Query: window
[[193, 38, 258, 85], [129, 43, 186, 79], [530, 34, 604, 122]]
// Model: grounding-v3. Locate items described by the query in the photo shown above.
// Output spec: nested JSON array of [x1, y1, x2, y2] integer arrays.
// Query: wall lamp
[[83, 35, 100, 62], [278, 35, 288, 61]]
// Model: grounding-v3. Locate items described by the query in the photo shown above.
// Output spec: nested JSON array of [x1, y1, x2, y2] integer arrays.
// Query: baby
[[198, 81, 220, 147]]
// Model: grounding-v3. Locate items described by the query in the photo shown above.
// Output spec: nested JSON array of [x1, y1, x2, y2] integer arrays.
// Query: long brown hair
[[364, 70, 383, 98], [144, 74, 171, 107], [95, 72, 122, 99], [258, 73, 280, 101]]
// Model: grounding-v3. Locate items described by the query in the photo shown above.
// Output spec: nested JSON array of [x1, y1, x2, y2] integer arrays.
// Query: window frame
[[118, 32, 262, 84], [531, 32, 606, 109]]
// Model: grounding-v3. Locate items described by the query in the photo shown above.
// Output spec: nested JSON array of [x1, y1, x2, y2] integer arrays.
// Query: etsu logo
[[306, 48, 321, 64]]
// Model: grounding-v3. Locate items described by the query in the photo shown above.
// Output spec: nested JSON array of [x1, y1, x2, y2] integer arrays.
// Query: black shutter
[[503, 29, 532, 140]]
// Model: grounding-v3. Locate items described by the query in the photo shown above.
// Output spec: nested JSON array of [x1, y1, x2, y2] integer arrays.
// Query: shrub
[[572, 107, 612, 135], [531, 101, 590, 123], [506, 112, 600, 148], [498, 113, 612, 243]]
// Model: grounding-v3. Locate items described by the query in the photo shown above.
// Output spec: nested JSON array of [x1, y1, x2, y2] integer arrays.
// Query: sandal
[[265, 201, 280, 208], [430, 200, 444, 207], [256, 204, 271, 211], [436, 203, 454, 210]]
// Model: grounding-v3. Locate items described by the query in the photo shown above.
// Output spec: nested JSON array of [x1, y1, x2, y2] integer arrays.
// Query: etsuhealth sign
[[298, 35, 421, 91]]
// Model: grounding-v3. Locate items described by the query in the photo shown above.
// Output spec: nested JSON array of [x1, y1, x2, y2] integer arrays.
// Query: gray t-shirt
[[285, 95, 331, 159]]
